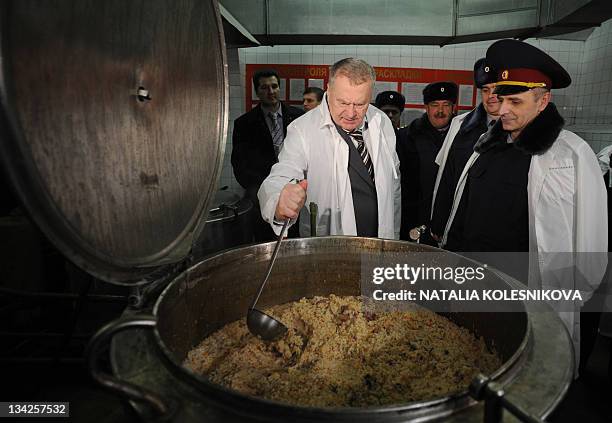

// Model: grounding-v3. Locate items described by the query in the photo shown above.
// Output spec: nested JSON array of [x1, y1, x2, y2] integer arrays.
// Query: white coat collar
[[318, 92, 383, 167], [318, 92, 381, 132], [318, 92, 335, 129]]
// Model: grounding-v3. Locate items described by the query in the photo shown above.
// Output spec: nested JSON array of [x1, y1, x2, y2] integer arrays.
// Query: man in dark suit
[[396, 81, 457, 243], [231, 69, 304, 241]]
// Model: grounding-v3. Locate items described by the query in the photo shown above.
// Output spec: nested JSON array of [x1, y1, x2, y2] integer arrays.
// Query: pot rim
[[150, 236, 531, 416]]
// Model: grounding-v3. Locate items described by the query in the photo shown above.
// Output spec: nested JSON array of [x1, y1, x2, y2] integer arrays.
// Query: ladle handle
[[250, 219, 290, 309], [86, 315, 175, 420], [310, 202, 318, 237]]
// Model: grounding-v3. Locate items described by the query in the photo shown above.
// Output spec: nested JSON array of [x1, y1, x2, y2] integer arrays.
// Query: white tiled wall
[[219, 21, 612, 192], [571, 19, 612, 154], [576, 19, 612, 126]]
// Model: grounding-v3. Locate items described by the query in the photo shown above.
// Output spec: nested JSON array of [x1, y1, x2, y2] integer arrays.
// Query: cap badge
[[389, 94, 394, 98], [502, 70, 509, 80], [484, 66, 490, 72], [441, 87, 445, 92]]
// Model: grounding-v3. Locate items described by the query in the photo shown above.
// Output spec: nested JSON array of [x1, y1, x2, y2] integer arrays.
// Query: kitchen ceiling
[[220, 0, 612, 46]]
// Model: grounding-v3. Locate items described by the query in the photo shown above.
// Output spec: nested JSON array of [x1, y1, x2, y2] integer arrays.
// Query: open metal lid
[[0, 0, 228, 284]]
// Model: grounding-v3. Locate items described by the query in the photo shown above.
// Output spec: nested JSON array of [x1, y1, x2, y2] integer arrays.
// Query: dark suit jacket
[[231, 103, 304, 195], [335, 125, 378, 237]]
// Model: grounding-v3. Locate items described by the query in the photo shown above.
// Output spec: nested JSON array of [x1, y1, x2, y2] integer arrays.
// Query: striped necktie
[[268, 112, 283, 157], [349, 128, 374, 181]]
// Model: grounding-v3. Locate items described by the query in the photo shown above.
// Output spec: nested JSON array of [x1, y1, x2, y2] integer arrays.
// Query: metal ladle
[[246, 219, 290, 341]]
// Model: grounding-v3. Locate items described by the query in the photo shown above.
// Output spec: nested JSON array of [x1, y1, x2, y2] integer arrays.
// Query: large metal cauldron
[[0, 1, 574, 420], [89, 237, 574, 422]]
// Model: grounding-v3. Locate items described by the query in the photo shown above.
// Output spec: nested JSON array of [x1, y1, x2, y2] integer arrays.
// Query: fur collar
[[409, 112, 451, 139], [474, 102, 564, 155], [410, 112, 433, 133]]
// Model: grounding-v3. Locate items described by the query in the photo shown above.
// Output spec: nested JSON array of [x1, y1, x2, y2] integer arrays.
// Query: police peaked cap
[[375, 91, 406, 111], [486, 39, 571, 95], [473, 58, 496, 88], [423, 82, 458, 104]]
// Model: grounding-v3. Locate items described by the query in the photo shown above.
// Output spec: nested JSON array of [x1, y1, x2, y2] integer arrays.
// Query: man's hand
[[275, 180, 308, 220]]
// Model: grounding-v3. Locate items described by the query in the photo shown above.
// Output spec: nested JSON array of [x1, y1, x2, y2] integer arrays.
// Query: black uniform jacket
[[231, 103, 304, 194], [430, 104, 489, 245], [450, 103, 565, 253], [396, 113, 450, 240]]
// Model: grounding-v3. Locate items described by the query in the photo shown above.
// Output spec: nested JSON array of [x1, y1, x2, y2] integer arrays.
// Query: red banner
[[246, 64, 476, 111]]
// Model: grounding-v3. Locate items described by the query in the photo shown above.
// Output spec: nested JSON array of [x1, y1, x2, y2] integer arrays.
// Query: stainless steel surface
[[548, 0, 591, 21], [221, 0, 454, 38], [457, 0, 538, 16], [0, 0, 228, 284], [192, 189, 253, 260], [246, 220, 290, 341], [87, 316, 172, 417], [456, 9, 538, 35], [207, 189, 243, 219], [220, 3, 261, 48], [219, 0, 612, 45], [100, 237, 571, 421], [245, 307, 288, 342]]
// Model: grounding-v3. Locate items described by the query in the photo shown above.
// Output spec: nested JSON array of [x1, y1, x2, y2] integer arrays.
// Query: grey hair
[[532, 87, 551, 100], [329, 58, 376, 87]]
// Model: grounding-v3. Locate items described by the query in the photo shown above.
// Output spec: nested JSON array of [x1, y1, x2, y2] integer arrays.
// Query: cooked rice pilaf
[[184, 295, 501, 407]]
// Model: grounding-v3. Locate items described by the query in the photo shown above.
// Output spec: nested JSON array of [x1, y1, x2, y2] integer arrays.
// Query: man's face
[[303, 93, 320, 111], [481, 83, 500, 116], [379, 105, 402, 129], [498, 89, 550, 139], [256, 76, 280, 108], [327, 75, 372, 131], [425, 100, 454, 129]]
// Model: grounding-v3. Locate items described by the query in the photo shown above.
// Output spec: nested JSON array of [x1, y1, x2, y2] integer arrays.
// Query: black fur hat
[[422, 81, 458, 104]]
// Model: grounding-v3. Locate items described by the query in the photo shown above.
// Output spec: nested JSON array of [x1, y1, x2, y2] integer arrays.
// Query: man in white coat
[[442, 39, 607, 372], [430, 58, 500, 249], [258, 58, 401, 239]]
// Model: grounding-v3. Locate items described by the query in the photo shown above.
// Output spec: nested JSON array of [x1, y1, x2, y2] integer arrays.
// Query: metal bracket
[[469, 374, 545, 423]]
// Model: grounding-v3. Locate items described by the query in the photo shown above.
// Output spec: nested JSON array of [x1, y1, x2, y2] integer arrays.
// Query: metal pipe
[[458, 7, 537, 18], [264, 0, 270, 40]]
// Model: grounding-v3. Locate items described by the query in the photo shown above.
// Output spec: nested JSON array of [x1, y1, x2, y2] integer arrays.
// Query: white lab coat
[[258, 93, 401, 239], [444, 128, 608, 369], [430, 111, 471, 221]]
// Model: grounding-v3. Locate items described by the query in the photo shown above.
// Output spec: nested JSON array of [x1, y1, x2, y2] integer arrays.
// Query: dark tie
[[349, 128, 374, 181], [269, 112, 283, 156]]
